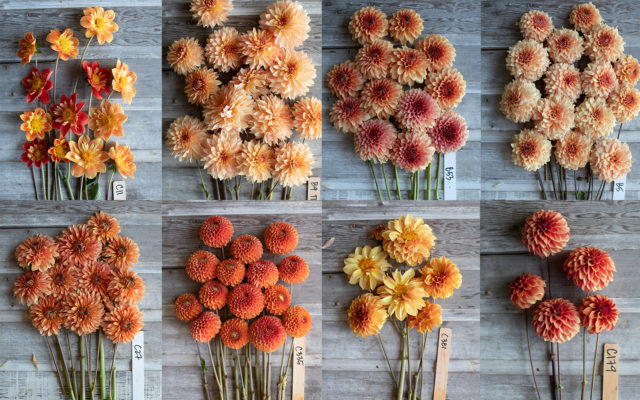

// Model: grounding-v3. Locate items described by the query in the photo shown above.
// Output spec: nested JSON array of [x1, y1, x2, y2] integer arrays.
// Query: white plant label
[[292, 336, 306, 400], [113, 181, 127, 200], [612, 176, 626, 200], [444, 153, 457, 200], [131, 331, 144, 400]]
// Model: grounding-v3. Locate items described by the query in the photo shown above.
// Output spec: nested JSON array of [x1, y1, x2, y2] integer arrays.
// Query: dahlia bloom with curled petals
[[425, 68, 466, 110], [614, 54, 640, 87], [390, 47, 428, 87], [14, 271, 52, 305], [419, 256, 462, 299], [104, 304, 144, 343], [200, 215, 234, 248], [521, 209, 570, 258], [264, 222, 298, 255], [579, 294, 619, 334], [107, 269, 146, 305], [582, 62, 618, 99], [532, 298, 581, 343], [416, 34, 456, 73], [204, 27, 244, 73], [395, 89, 440, 133], [239, 141, 275, 184], [102, 236, 139, 270], [607, 85, 640, 123], [585, 24, 624, 63], [408, 301, 442, 334], [326, 61, 364, 100], [269, 49, 316, 99], [259, 0, 310, 49], [186, 250, 219, 283], [533, 95, 575, 140], [264, 284, 291, 315], [429, 111, 469, 154], [519, 10, 553, 42], [348, 293, 387, 337], [329, 97, 370, 134], [56, 224, 102, 267], [355, 40, 393, 80], [48, 137, 70, 164], [555, 130, 592, 171], [167, 37, 203, 76], [62, 292, 104, 335], [500, 79, 541, 123], [22, 67, 53, 105], [570, 2, 601, 33], [511, 129, 551, 171], [390, 132, 435, 173], [382, 214, 435, 266], [30, 295, 63, 336], [361, 78, 402, 119], [174, 293, 203, 322], [546, 29, 584, 64], [506, 40, 550, 81], [353, 119, 397, 163], [252, 95, 294, 145], [230, 68, 269, 98], [190, 311, 221, 342], [509, 273, 546, 309], [544, 63, 582, 102], [47, 263, 77, 300], [274, 141, 314, 187], [240, 28, 280, 69], [388, 9, 423, 45], [76, 261, 112, 295], [190, 0, 232, 29], [220, 318, 249, 349], [348, 6, 388, 45], [228, 283, 264, 320], [201, 131, 243, 180], [15, 234, 58, 272], [575, 97, 616, 140], [292, 97, 322, 140], [184, 67, 221, 106], [166, 116, 208, 162], [590, 138, 632, 182], [343, 245, 390, 291], [250, 316, 286, 352], [230, 235, 263, 264], [564, 246, 616, 292], [377, 269, 426, 321], [282, 305, 312, 338]]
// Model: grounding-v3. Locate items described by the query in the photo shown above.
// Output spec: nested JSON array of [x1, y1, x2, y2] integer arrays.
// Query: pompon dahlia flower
[[216, 259, 246, 287], [166, 116, 208, 163], [429, 111, 469, 154], [30, 295, 63, 336], [220, 318, 250, 349], [348, 293, 387, 337], [590, 138, 632, 182], [228, 283, 265, 319], [22, 67, 53, 104], [46, 28, 79, 60], [269, 49, 316, 99], [200, 215, 234, 248], [62, 292, 104, 335], [614, 54, 640, 87], [186, 250, 219, 283], [500, 79, 541, 123], [509, 273, 546, 310], [521, 209, 570, 258], [199, 280, 228, 310], [265, 221, 298, 254], [174, 293, 203, 322], [555, 130, 592, 171], [544, 63, 582, 102], [56, 224, 102, 267], [343, 245, 390, 291], [201, 131, 243, 180], [190, 0, 232, 29], [203, 85, 253, 134], [518, 10, 553, 42], [506, 39, 550, 82], [89, 100, 127, 141], [167, 37, 204, 76], [389, 9, 423, 45], [382, 215, 435, 266], [570, 2, 601, 33], [416, 34, 456, 73], [546, 28, 584, 64], [390, 132, 435, 173], [582, 62, 618, 99], [240, 28, 280, 69], [585, 24, 624, 63], [47, 263, 77, 300], [252, 95, 294, 145], [17, 32, 36, 65], [408, 301, 442, 334], [426, 68, 466, 110], [84, 60, 112, 100], [190, 311, 221, 342], [80, 6, 118, 44], [205, 27, 244, 73], [48, 137, 70, 164], [353, 119, 396, 163], [608, 85, 640, 123], [50, 93, 89, 136], [292, 97, 322, 140], [349, 6, 388, 45], [395, 89, 440, 133], [111, 60, 137, 104], [259, 0, 310, 49], [575, 97, 616, 140], [264, 284, 291, 315], [246, 260, 279, 289], [377, 269, 426, 321], [104, 304, 143, 343], [278, 255, 309, 284], [14, 271, 52, 305], [15, 234, 58, 272], [578, 294, 619, 335], [533, 95, 575, 140], [230, 234, 263, 264], [76, 261, 112, 295], [249, 316, 286, 352], [184, 67, 221, 106], [326, 60, 365, 100], [360, 78, 402, 119], [329, 97, 370, 134], [355, 40, 393, 80], [239, 141, 275, 183], [274, 141, 314, 187], [230, 68, 270, 98], [419, 256, 462, 299], [109, 143, 136, 179], [108, 269, 146, 305], [532, 298, 581, 343], [66, 136, 109, 178], [511, 129, 551, 171], [282, 305, 312, 337], [389, 47, 428, 86], [21, 139, 49, 168]]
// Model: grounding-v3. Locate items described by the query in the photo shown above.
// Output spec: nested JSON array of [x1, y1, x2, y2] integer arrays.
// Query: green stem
[[196, 161, 210, 200], [56, 163, 62, 200], [45, 337, 65, 398], [73, 36, 93, 93], [106, 169, 116, 200], [394, 166, 403, 200], [234, 353, 241, 400], [265, 180, 280, 200], [79, 176, 84, 200], [369, 161, 383, 200], [397, 326, 407, 400], [590, 333, 599, 400], [435, 153, 441, 200], [64, 174, 75, 200], [415, 170, 420, 200], [111, 368, 116, 400], [425, 163, 432, 200], [80, 335, 85, 400], [581, 327, 587, 400], [381, 163, 391, 200], [55, 335, 76, 400], [196, 342, 212, 400], [99, 331, 106, 400], [413, 333, 428, 400], [377, 334, 397, 388], [31, 166, 40, 200], [45, 163, 49, 200], [206, 342, 223, 397], [246, 346, 255, 400], [41, 166, 47, 200], [109, 343, 118, 400]]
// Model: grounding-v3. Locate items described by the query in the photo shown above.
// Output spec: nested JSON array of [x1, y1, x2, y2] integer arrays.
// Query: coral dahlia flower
[[14, 271, 52, 305], [343, 245, 390, 291], [56, 224, 102, 267], [87, 211, 121, 243], [80, 6, 118, 44], [22, 67, 53, 104], [518, 10, 553, 42], [390, 132, 435, 173], [50, 93, 89, 136], [15, 234, 58, 272], [590, 138, 632, 183], [329, 97, 370, 134], [506, 39, 549, 81], [190, 311, 221, 342], [570, 2, 601, 33], [186, 249, 219, 283], [230, 234, 263, 264], [199, 280, 228, 310], [166, 116, 208, 163], [425, 68, 466, 110], [533, 95, 575, 140], [264, 284, 291, 315], [20, 108, 52, 141], [230, 68, 270, 98], [239, 141, 275, 183], [48, 136, 70, 163], [353, 119, 396, 163], [240, 28, 280, 69], [429, 111, 469, 153], [282, 305, 312, 338], [575, 97, 616, 140], [66, 136, 109, 179], [228, 283, 264, 319], [83, 61, 112, 99], [102, 236, 139, 270], [89, 100, 127, 140], [416, 34, 456, 73], [500, 79, 541, 123], [585, 24, 624, 63], [62, 292, 104, 335], [47, 262, 77, 300], [112, 60, 137, 104], [582, 62, 618, 98], [220, 318, 249, 349], [217, 259, 246, 287], [278, 255, 309, 284], [274, 141, 314, 187], [185, 67, 221, 105], [249, 316, 286, 352], [269, 49, 316, 99], [382, 214, 435, 266], [544, 63, 582, 102], [205, 27, 244, 73], [200, 215, 234, 248], [203, 85, 253, 134], [264, 222, 298, 254], [555, 130, 592, 170], [292, 96, 322, 140], [167, 37, 203, 76], [107, 269, 145, 305], [389, 47, 428, 86], [509, 273, 546, 309], [419, 256, 462, 299], [607, 85, 640, 122], [30, 295, 63, 336], [347, 293, 387, 337], [532, 298, 580, 343], [259, 0, 310, 49], [202, 131, 243, 180], [76, 261, 112, 295], [355, 40, 393, 80], [246, 260, 279, 289], [104, 304, 144, 343], [326, 60, 365, 99], [190, 0, 232, 29], [252, 95, 294, 145], [377, 269, 426, 321], [21, 139, 50, 168], [389, 9, 423, 45], [511, 129, 551, 171], [614, 54, 640, 87], [578, 294, 619, 334], [348, 6, 388, 45], [17, 32, 36, 65], [395, 89, 440, 133], [408, 301, 442, 334], [46, 28, 78, 60], [174, 293, 203, 322], [521, 210, 570, 258], [547, 29, 584, 64], [361, 78, 402, 119]]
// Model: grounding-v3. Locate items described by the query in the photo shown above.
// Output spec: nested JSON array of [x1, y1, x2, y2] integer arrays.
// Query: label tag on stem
[[443, 153, 456, 200], [131, 331, 144, 400], [292, 336, 306, 400], [433, 327, 452, 400], [612, 176, 626, 200], [113, 180, 127, 200], [603, 343, 619, 400], [307, 177, 321, 201]]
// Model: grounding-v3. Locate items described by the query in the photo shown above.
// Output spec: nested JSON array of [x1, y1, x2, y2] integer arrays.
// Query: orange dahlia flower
[[167, 37, 203, 76], [166, 116, 208, 163], [425, 68, 467, 110], [17, 32, 36, 65], [390, 131, 435, 173], [199, 280, 228, 310], [190, 311, 221, 342], [355, 40, 393, 79], [264, 284, 291, 315], [230, 234, 263, 264], [230, 68, 270, 98], [278, 255, 309, 284], [249, 316, 286, 352], [185, 67, 221, 106], [354, 119, 396, 164], [108, 269, 146, 305], [246, 260, 279, 289], [389, 9, 423, 45], [585, 24, 624, 63], [408, 301, 442, 334], [511, 129, 551, 171], [282, 305, 312, 338], [510, 273, 546, 309], [326, 61, 364, 100], [578, 294, 619, 334], [563, 246, 615, 292], [575, 97, 616, 140], [57, 224, 102, 267], [239, 141, 275, 184], [570, 3, 601, 33], [203, 85, 253, 134], [533, 95, 575, 140], [269, 49, 316, 99], [614, 54, 640, 87], [76, 261, 112, 295], [46, 28, 78, 60], [361, 78, 402, 120], [347, 293, 387, 337], [506, 39, 549, 81], [109, 143, 136, 179], [62, 292, 104, 335], [220, 318, 249, 349], [200, 215, 234, 248], [67, 136, 109, 179], [293, 96, 322, 140], [174, 293, 202, 322], [48, 136, 71, 163], [607, 85, 640, 123], [521, 210, 570, 258], [240, 28, 280, 69], [416, 34, 456, 73], [228, 283, 264, 319], [14, 271, 52, 305], [259, 0, 310, 49], [83, 61, 112, 99], [104, 304, 143, 343], [201, 131, 243, 180], [274, 141, 314, 187], [217, 259, 246, 287], [190, 0, 232, 29], [204, 27, 244, 73], [582, 62, 618, 99], [390, 47, 428, 86], [501, 79, 541, 123], [20, 108, 52, 142], [544, 63, 582, 102], [555, 130, 592, 171], [103, 236, 140, 270], [252, 95, 294, 145], [21, 139, 50, 169], [532, 298, 580, 343], [15, 234, 58, 272], [348, 6, 387, 45], [377, 269, 426, 321], [80, 7, 118, 44], [112, 60, 137, 104], [546, 28, 584, 64], [265, 222, 298, 254], [382, 214, 435, 266], [518, 10, 553, 42], [30, 295, 63, 336], [419, 256, 462, 299], [329, 97, 370, 134], [47, 262, 77, 300], [590, 138, 632, 182], [89, 100, 127, 140]]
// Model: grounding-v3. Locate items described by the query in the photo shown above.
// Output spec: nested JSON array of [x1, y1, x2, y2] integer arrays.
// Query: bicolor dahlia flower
[[87, 211, 121, 243], [56, 224, 102, 267], [190, 0, 232, 29], [292, 96, 322, 140], [511, 129, 551, 171], [518, 10, 553, 42], [80, 6, 118, 44], [355, 40, 393, 80], [282, 305, 312, 337], [532, 298, 581, 343], [269, 49, 316, 99], [166, 116, 208, 163], [20, 108, 52, 141], [329, 97, 370, 134], [506, 39, 550, 81], [14, 271, 52, 305], [416, 34, 456, 73], [205, 27, 244, 73], [89, 100, 127, 141], [544, 63, 582, 102], [50, 93, 89, 136], [220, 318, 249, 349], [83, 61, 111, 99], [76, 261, 112, 295], [264, 284, 291, 315], [555, 130, 592, 170], [201, 131, 243, 180], [521, 209, 570, 258], [107, 269, 145, 305], [348, 6, 388, 45], [408, 301, 442, 334], [17, 32, 36, 65], [239, 141, 275, 183], [252, 95, 294, 145], [15, 234, 58, 272], [585, 24, 624, 63], [419, 256, 462, 299], [353, 119, 396, 163], [546, 28, 584, 64], [200, 215, 234, 248], [240, 28, 280, 69], [360, 78, 402, 119], [203, 85, 254, 134], [390, 132, 435, 173], [167, 37, 204, 76], [395, 89, 440, 133], [20, 139, 49, 168], [590, 138, 632, 183], [104, 304, 144, 343], [533, 95, 575, 140], [22, 67, 53, 104], [389, 47, 428, 86], [343, 245, 390, 291], [607, 85, 640, 122], [228, 283, 265, 319], [278, 255, 309, 284], [326, 60, 364, 100], [382, 214, 435, 266], [429, 111, 469, 153], [501, 79, 541, 123], [274, 141, 314, 187], [510, 273, 546, 309], [575, 97, 616, 140], [186, 250, 219, 283], [46, 28, 79, 60], [259, 0, 310, 49], [389, 9, 423, 45], [377, 269, 426, 321], [47, 262, 77, 300], [570, 2, 601, 33], [48, 137, 70, 164], [347, 293, 387, 337], [246, 260, 279, 289], [578, 294, 619, 334], [564, 246, 616, 292], [265, 222, 298, 254], [184, 67, 221, 105]]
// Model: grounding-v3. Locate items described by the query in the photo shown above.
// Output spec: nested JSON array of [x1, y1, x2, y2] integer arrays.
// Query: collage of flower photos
[[0, 1, 639, 400]]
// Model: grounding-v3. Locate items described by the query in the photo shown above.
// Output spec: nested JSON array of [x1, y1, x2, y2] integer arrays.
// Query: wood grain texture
[[162, 0, 322, 201], [321, 0, 481, 200], [0, 201, 162, 399], [322, 201, 480, 399], [480, 200, 640, 400], [0, 4, 162, 200], [162, 201, 322, 400], [481, 0, 640, 200]]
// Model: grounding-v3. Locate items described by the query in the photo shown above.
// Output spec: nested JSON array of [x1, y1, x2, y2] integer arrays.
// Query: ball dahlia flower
[[382, 214, 435, 266], [395, 89, 440, 133], [282, 305, 312, 337], [590, 138, 632, 182], [190, 0, 232, 29], [246, 260, 279, 289], [570, 2, 601, 33], [607, 85, 640, 122], [230, 235, 263, 264], [265, 221, 298, 254], [585, 24, 624, 63], [360, 78, 402, 119], [521, 210, 570, 258], [407, 301, 442, 334], [201, 131, 243, 180], [506, 40, 550, 81], [343, 245, 390, 291], [186, 250, 219, 283], [190, 311, 221, 342], [416, 34, 456, 73], [390, 132, 435, 173], [200, 215, 234, 248], [377, 269, 426, 321], [166, 116, 208, 163], [326, 60, 364, 100], [509, 273, 546, 309], [217, 258, 246, 287], [532, 298, 580, 343], [269, 49, 316, 99], [199, 280, 228, 310], [249, 316, 286, 352], [259, 0, 310, 49], [419, 256, 462, 299], [348, 6, 388, 45], [511, 129, 552, 172], [205, 27, 244, 73], [15, 234, 58, 272], [264, 284, 291, 315], [578, 294, 619, 334], [220, 318, 250, 349], [292, 97, 322, 140], [329, 97, 370, 134], [278, 255, 309, 284], [355, 40, 393, 80], [518, 10, 553, 42], [174, 293, 202, 322], [575, 97, 616, 140], [252, 95, 294, 145], [544, 63, 582, 102], [353, 119, 397, 163], [167, 37, 204, 75], [429, 111, 469, 153], [500, 79, 541, 123], [533, 95, 575, 140], [390, 47, 428, 86], [546, 28, 584, 64], [555, 130, 592, 170], [389, 9, 423, 45], [228, 283, 265, 319], [582, 62, 618, 98], [274, 141, 314, 187], [347, 293, 387, 338], [564, 246, 616, 292]]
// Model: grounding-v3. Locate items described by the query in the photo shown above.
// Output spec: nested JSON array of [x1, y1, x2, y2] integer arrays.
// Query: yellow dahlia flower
[[343, 245, 390, 291], [382, 214, 436, 266], [377, 269, 426, 321], [80, 6, 118, 44]]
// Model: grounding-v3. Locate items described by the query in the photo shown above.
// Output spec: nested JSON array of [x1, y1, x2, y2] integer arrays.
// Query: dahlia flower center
[[599, 73, 613, 86], [32, 148, 42, 159], [374, 85, 388, 98], [443, 125, 456, 141], [125, 277, 134, 286], [286, 62, 298, 75], [533, 15, 547, 28], [119, 76, 129, 88], [81, 151, 95, 163], [94, 17, 106, 29], [368, 48, 382, 62], [224, 44, 237, 54], [29, 116, 45, 132], [277, 15, 289, 28], [624, 94, 636, 107], [100, 114, 115, 129], [597, 33, 612, 47], [55, 274, 64, 283], [47, 309, 56, 317], [442, 82, 456, 98], [57, 36, 73, 53], [176, 45, 187, 60], [124, 321, 132, 330], [518, 50, 533, 65], [567, 144, 577, 155], [564, 74, 576, 85], [427, 45, 443, 61], [231, 331, 239, 339], [391, 283, 409, 299], [75, 241, 86, 251], [402, 52, 417, 67], [183, 299, 192, 306], [402, 14, 411, 25], [203, 0, 215, 7], [358, 258, 377, 273], [364, 16, 376, 28], [102, 222, 111, 229], [278, 294, 285, 301], [520, 142, 536, 157], [535, 218, 551, 233], [557, 36, 570, 49], [31, 76, 43, 91], [62, 108, 76, 123], [192, 78, 205, 91], [506, 93, 521, 106], [91, 74, 103, 86], [409, 99, 426, 114], [403, 146, 419, 163], [400, 229, 420, 241]]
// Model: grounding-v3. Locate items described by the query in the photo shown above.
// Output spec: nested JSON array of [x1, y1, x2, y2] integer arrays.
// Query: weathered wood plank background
[[162, 201, 322, 399], [162, 0, 322, 201], [322, 201, 480, 398], [0, 2, 163, 200], [321, 0, 481, 200], [0, 201, 162, 399], [481, 0, 640, 200], [481, 201, 640, 399]]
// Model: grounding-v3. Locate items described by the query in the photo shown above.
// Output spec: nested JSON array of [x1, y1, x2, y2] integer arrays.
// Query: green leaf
[[577, 191, 586, 200], [86, 177, 101, 200], [199, 357, 207, 372], [108, 163, 117, 172], [576, 177, 583, 181], [34, 49, 42, 54]]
